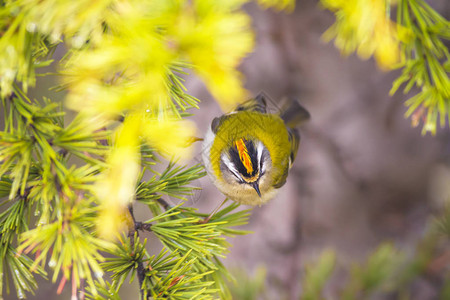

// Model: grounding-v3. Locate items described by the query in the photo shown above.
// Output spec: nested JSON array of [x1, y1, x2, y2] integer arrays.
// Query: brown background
[[3, 0, 450, 299], [187, 1, 450, 299]]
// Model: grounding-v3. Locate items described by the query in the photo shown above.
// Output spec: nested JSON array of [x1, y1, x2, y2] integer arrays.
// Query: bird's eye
[[221, 153, 247, 184], [233, 174, 245, 184]]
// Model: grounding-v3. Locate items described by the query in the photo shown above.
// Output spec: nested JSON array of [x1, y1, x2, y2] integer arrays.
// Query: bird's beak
[[251, 182, 261, 198]]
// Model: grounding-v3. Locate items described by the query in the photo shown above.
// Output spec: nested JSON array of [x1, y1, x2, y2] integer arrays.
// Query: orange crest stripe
[[234, 139, 253, 174]]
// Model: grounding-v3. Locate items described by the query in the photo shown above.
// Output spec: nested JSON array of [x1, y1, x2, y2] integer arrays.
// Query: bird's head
[[220, 138, 270, 197]]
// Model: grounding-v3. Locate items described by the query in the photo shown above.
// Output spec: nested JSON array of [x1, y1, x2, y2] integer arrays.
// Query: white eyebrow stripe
[[257, 141, 264, 169], [222, 154, 242, 180]]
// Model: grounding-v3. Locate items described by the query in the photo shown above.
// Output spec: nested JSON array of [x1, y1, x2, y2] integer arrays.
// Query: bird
[[202, 92, 310, 206]]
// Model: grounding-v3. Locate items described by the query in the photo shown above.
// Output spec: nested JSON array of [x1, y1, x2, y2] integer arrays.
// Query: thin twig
[[135, 221, 153, 232], [128, 205, 147, 300], [157, 198, 171, 210], [79, 278, 85, 300], [200, 198, 228, 224]]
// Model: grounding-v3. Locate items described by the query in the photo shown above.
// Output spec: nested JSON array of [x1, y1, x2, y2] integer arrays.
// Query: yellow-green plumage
[[211, 111, 291, 188], [202, 93, 309, 205]]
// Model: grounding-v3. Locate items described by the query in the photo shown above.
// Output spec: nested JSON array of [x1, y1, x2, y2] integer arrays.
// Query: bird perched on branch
[[202, 92, 310, 206]]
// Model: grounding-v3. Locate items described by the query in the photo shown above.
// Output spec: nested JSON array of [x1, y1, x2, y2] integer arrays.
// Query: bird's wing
[[234, 92, 268, 113], [272, 128, 299, 189], [280, 98, 308, 164], [272, 171, 287, 189], [287, 128, 300, 164], [212, 93, 269, 133]]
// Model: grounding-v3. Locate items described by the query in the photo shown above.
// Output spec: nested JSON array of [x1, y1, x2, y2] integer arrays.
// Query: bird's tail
[[280, 99, 310, 128]]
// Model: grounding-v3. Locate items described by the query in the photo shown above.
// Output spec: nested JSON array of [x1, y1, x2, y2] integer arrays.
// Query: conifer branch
[[2, 0, 447, 299], [127, 205, 147, 300]]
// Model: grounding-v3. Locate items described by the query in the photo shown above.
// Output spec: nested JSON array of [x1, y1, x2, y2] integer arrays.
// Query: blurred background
[[4, 0, 449, 299], [185, 0, 450, 299]]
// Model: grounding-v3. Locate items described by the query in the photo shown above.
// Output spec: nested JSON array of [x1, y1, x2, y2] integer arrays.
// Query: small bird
[[202, 93, 310, 206]]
